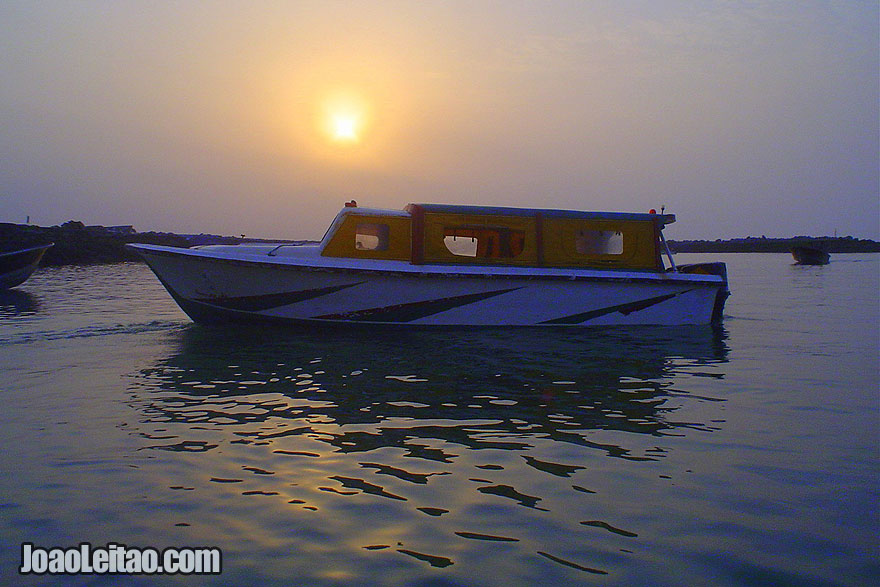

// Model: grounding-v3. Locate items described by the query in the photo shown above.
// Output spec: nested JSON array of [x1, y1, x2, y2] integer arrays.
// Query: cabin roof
[[406, 203, 674, 224]]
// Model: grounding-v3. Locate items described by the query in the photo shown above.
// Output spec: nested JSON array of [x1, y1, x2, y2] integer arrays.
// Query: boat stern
[[677, 262, 729, 322]]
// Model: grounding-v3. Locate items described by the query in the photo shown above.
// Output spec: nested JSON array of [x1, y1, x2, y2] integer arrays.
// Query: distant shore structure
[[86, 225, 137, 236]]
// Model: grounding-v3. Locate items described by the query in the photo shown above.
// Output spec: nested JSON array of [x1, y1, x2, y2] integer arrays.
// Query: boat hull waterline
[[131, 244, 727, 327], [0, 244, 53, 290]]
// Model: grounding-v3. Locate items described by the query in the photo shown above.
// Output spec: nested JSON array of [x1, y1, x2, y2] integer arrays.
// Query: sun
[[319, 90, 369, 146], [331, 115, 359, 142]]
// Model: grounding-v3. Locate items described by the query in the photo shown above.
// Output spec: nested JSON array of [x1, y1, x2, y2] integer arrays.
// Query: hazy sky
[[1, 1, 877, 240]]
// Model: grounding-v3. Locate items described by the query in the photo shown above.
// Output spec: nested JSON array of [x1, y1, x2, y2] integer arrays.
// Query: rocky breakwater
[[0, 221, 302, 266]]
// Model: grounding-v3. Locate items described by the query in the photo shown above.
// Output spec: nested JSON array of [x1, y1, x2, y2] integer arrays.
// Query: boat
[[128, 203, 729, 327], [0, 243, 53, 290], [791, 245, 830, 265]]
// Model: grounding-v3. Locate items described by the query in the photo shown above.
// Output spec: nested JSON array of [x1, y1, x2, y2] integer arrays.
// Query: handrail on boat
[[267, 244, 300, 256]]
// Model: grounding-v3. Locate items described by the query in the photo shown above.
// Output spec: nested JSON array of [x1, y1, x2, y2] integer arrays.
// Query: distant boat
[[791, 246, 830, 265], [0, 244, 53, 289], [129, 203, 729, 327]]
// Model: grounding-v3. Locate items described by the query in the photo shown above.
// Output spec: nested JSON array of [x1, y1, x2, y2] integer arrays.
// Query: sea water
[[0, 254, 876, 586]]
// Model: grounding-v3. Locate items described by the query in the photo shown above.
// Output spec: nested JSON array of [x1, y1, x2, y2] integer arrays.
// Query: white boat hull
[[130, 244, 728, 327]]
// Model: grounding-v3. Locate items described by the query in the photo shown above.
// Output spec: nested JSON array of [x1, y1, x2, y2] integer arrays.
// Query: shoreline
[[1, 221, 877, 266], [668, 236, 879, 254]]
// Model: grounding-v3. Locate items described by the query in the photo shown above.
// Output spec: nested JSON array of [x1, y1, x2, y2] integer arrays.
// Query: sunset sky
[[1, 1, 877, 240]]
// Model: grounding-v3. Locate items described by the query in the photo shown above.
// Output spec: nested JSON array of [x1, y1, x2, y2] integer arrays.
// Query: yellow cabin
[[320, 203, 675, 271]]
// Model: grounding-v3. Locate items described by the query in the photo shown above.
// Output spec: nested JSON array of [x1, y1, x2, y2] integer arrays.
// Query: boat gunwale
[[0, 243, 54, 259]]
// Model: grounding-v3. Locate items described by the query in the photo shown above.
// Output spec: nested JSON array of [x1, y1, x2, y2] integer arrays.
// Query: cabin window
[[576, 230, 623, 255], [443, 226, 525, 259], [355, 223, 389, 251], [444, 234, 479, 257]]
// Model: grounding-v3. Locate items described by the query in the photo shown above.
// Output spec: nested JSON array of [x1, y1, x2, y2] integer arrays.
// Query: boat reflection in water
[[133, 326, 728, 452], [128, 325, 728, 581], [0, 289, 39, 318]]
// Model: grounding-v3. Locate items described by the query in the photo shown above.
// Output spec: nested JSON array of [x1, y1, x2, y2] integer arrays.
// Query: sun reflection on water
[[126, 325, 728, 581]]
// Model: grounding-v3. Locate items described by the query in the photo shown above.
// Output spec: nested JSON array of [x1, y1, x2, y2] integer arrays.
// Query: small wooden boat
[[791, 246, 830, 265], [0, 243, 53, 289], [129, 203, 729, 327]]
